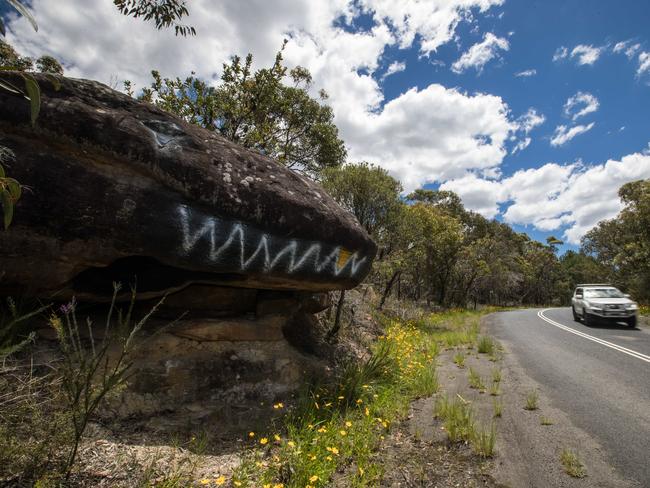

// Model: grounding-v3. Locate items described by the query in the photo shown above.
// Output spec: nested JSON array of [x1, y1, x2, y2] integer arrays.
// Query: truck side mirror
[[624, 294, 631, 298], [576, 293, 583, 298]]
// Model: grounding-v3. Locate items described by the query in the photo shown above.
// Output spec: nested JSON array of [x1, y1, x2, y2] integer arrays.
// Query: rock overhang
[[0, 73, 376, 300]]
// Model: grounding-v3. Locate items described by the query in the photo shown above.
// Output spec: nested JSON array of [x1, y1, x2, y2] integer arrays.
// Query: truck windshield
[[584, 288, 625, 298]]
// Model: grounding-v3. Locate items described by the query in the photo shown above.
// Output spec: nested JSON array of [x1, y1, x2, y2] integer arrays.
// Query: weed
[[540, 416, 554, 426], [471, 422, 496, 457], [488, 383, 500, 396], [491, 368, 502, 384], [468, 367, 485, 390], [477, 336, 495, 354], [412, 364, 439, 397], [453, 351, 465, 368], [524, 390, 539, 410], [560, 448, 586, 478], [493, 399, 503, 418], [435, 394, 475, 443]]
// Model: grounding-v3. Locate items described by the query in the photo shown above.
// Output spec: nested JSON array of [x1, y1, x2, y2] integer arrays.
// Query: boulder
[[0, 73, 376, 301]]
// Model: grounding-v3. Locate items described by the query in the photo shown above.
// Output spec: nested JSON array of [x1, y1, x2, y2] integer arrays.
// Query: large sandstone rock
[[0, 73, 376, 300]]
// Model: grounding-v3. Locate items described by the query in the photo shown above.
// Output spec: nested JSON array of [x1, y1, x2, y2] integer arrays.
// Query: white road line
[[538, 309, 650, 364]]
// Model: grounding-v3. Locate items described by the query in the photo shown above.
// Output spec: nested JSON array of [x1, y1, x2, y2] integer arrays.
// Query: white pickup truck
[[571, 284, 638, 327]]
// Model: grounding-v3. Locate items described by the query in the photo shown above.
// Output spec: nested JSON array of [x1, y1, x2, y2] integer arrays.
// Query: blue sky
[[3, 0, 650, 249]]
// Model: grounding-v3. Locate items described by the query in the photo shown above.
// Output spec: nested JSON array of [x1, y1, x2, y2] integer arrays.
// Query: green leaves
[[21, 73, 40, 124], [0, 164, 21, 229], [137, 45, 345, 178], [5, 0, 38, 33]]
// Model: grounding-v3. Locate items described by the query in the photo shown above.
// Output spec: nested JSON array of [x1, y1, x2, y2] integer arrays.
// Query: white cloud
[[515, 68, 537, 77], [613, 40, 641, 59], [381, 60, 406, 80], [5, 0, 511, 195], [550, 123, 595, 147], [357, 0, 504, 55], [451, 32, 510, 73], [638, 51, 650, 76], [553, 44, 602, 65], [563, 91, 599, 121], [570, 44, 602, 65], [441, 148, 650, 244], [511, 108, 545, 153], [553, 46, 568, 61]]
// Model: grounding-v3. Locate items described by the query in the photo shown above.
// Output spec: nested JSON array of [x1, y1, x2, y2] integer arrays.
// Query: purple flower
[[60, 297, 77, 314]]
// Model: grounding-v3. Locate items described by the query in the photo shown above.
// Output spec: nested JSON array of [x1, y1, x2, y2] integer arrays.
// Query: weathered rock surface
[[0, 73, 376, 300]]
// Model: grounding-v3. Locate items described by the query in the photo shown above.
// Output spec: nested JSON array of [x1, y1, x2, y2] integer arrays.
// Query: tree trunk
[[327, 290, 346, 341], [379, 270, 401, 310]]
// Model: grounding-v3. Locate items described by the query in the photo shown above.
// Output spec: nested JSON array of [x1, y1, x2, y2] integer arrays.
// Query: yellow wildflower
[[326, 455, 333, 461], [309, 475, 319, 482], [274, 434, 281, 442], [287, 441, 295, 447], [317, 427, 327, 433], [200, 480, 210, 486], [274, 484, 284, 488], [248, 432, 255, 438], [264, 484, 271, 488], [260, 437, 269, 445], [339, 430, 347, 436], [310, 454, 317, 460], [359, 466, 364, 477], [345, 421, 352, 427], [337, 396, 344, 400], [273, 402, 284, 409], [215, 476, 226, 486], [234, 482, 242, 487], [356, 399, 363, 404], [364, 407, 370, 416]]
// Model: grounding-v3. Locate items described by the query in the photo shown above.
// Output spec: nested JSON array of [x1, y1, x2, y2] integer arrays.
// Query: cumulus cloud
[[441, 148, 650, 243], [381, 60, 406, 80], [553, 44, 602, 65], [4, 0, 513, 194], [550, 123, 595, 147], [515, 68, 536, 77], [451, 32, 510, 73], [563, 91, 599, 121]]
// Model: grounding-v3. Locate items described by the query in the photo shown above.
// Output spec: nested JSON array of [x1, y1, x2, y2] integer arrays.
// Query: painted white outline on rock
[[538, 309, 650, 364], [178, 205, 367, 278]]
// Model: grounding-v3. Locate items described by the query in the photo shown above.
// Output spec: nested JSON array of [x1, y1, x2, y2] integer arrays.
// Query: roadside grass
[[492, 399, 503, 418], [435, 394, 496, 457], [471, 423, 497, 458], [491, 368, 502, 384], [467, 367, 486, 391], [477, 336, 495, 355], [227, 308, 500, 487], [453, 351, 465, 368], [540, 416, 554, 426], [524, 390, 539, 411], [560, 448, 586, 478], [488, 383, 500, 396]]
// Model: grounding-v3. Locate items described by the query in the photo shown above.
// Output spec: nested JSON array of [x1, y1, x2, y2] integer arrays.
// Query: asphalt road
[[489, 308, 650, 486]]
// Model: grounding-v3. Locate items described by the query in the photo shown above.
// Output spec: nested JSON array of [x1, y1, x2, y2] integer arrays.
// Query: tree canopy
[[134, 45, 346, 178]]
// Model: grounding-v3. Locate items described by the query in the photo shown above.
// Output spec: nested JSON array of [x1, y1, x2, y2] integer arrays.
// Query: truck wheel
[[583, 311, 592, 326], [572, 306, 579, 322], [627, 316, 637, 328]]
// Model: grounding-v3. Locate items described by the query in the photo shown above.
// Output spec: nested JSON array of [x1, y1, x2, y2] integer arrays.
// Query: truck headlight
[[626, 303, 638, 310], [585, 302, 602, 311]]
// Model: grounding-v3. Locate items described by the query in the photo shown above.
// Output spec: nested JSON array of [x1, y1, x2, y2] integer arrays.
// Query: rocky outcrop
[[0, 72, 376, 301]]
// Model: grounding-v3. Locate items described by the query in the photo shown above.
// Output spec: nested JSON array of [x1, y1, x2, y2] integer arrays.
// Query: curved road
[[488, 308, 650, 486]]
